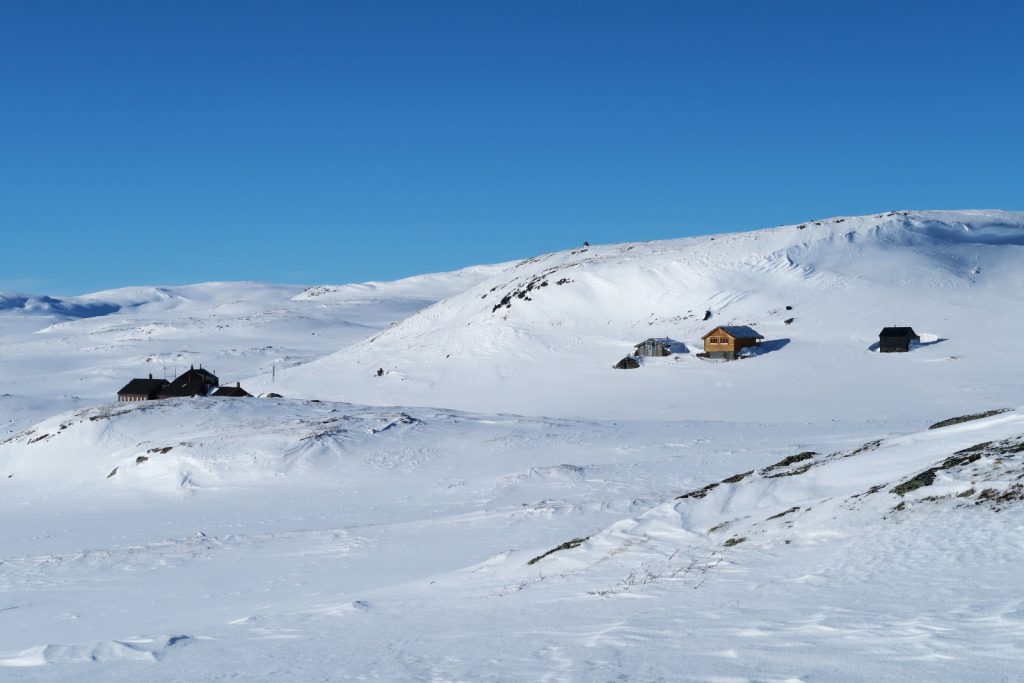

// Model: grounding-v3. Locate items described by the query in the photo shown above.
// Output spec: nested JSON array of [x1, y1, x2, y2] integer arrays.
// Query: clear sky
[[1, 1, 1022, 295]]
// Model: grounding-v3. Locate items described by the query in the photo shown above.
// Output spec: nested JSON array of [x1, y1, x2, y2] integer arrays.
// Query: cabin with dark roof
[[701, 326, 764, 360], [156, 366, 219, 398], [634, 338, 671, 357], [117, 374, 169, 402], [878, 327, 920, 353], [212, 382, 251, 397]]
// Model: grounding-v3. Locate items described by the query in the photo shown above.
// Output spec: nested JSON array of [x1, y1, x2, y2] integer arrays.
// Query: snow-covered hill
[[257, 210, 1024, 427], [3, 210, 1024, 680], [0, 265, 507, 436]]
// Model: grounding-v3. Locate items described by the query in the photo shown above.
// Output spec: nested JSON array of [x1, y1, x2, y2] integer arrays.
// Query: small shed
[[612, 356, 641, 370], [212, 382, 251, 397], [117, 374, 168, 402], [878, 327, 919, 353], [702, 326, 763, 360], [634, 338, 671, 357]]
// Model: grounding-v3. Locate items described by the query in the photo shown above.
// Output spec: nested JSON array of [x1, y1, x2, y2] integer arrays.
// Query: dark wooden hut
[[212, 382, 251, 397], [612, 356, 641, 370], [117, 374, 168, 402], [878, 327, 919, 353], [157, 365, 219, 398], [701, 326, 763, 360]]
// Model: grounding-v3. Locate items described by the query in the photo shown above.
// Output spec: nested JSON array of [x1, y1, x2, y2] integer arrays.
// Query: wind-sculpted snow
[[0, 398, 437, 495], [3, 403, 1024, 678], [0, 293, 121, 319], [0, 635, 194, 667], [523, 408, 1024, 578]]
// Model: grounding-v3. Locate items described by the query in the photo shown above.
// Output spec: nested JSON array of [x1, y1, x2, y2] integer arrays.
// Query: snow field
[[2, 210, 1024, 679]]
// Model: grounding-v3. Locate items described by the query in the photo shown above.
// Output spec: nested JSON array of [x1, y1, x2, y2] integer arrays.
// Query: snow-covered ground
[[0, 264, 507, 437], [255, 210, 1024, 427], [2, 210, 1023, 680]]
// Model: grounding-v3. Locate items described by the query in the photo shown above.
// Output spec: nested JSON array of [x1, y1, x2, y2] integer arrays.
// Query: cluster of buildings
[[119, 328, 924, 397], [621, 325, 920, 367], [117, 366, 252, 402]]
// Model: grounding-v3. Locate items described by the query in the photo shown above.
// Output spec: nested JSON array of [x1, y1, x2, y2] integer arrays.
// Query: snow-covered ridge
[[257, 209, 1024, 424], [323, 209, 1024, 336], [519, 407, 1024, 581], [0, 398, 429, 494], [291, 262, 514, 302]]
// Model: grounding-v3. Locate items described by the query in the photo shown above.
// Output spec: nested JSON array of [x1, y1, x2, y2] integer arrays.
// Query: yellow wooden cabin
[[701, 326, 763, 359]]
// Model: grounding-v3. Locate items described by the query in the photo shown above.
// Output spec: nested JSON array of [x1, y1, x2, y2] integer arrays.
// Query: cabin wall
[[703, 335, 732, 354], [703, 335, 757, 355], [636, 341, 669, 357], [879, 338, 911, 353], [734, 337, 757, 352]]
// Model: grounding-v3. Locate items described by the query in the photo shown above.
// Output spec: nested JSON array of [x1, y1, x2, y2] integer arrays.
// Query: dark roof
[[117, 378, 168, 396], [702, 325, 763, 340], [157, 384, 203, 398], [174, 367, 217, 381], [212, 386, 251, 397], [157, 367, 219, 398], [879, 327, 919, 338]]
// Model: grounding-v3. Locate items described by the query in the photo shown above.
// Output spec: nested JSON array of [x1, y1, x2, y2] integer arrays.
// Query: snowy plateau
[[1, 209, 1023, 681]]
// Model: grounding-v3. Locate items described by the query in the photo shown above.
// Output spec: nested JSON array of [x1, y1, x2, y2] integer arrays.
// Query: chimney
[[237, 381, 240, 388], [149, 373, 153, 380], [190, 364, 194, 371]]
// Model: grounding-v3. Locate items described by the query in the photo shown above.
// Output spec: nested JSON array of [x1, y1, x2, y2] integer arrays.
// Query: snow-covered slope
[[0, 265, 506, 436], [257, 210, 1024, 427], [3, 210, 1024, 680], [2, 398, 1022, 680]]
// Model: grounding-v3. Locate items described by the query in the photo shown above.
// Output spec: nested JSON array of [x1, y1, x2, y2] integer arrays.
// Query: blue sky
[[1, 1, 1022, 295]]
